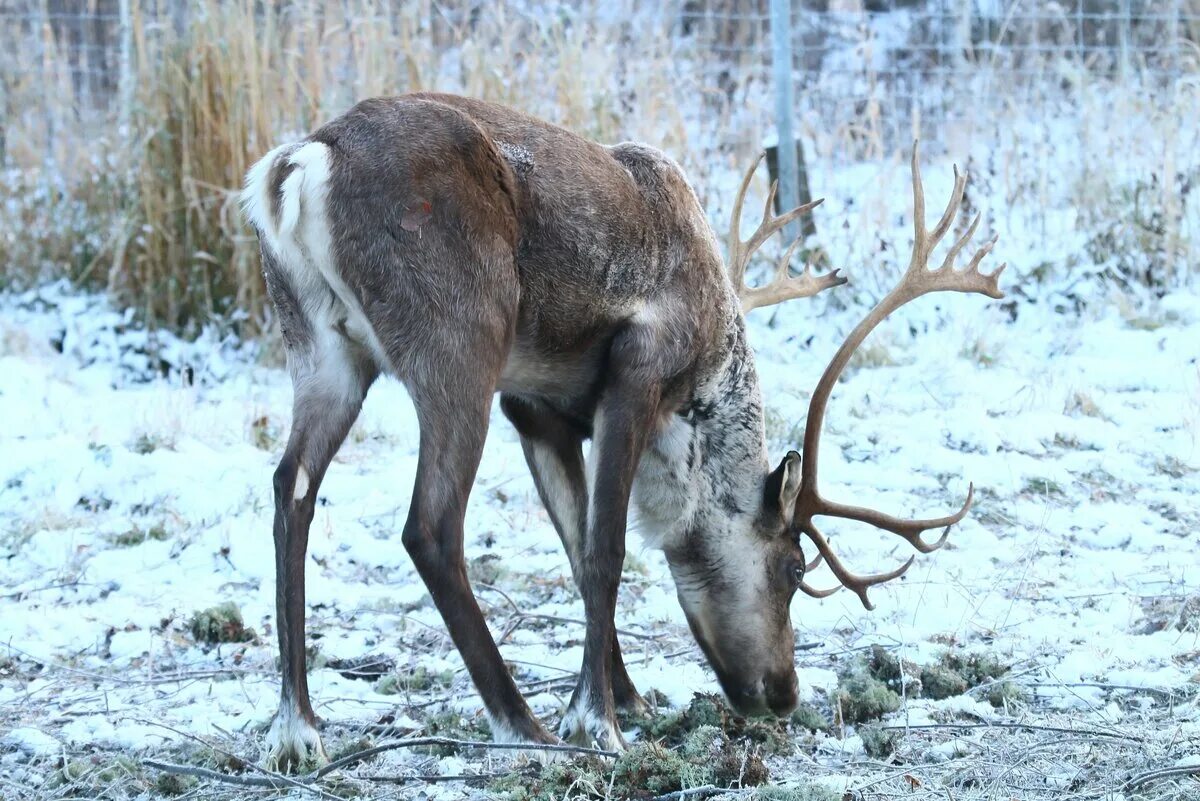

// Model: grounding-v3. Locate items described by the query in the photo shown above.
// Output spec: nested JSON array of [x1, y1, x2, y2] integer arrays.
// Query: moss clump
[[326, 735, 374, 767], [132, 432, 171, 454], [467, 553, 508, 586], [790, 701, 829, 733], [155, 771, 198, 796], [250, 415, 281, 451], [113, 523, 169, 547], [919, 663, 968, 700], [985, 681, 1028, 708], [835, 673, 901, 725], [188, 602, 255, 645], [489, 759, 605, 800], [680, 725, 769, 787], [53, 755, 143, 793], [489, 736, 768, 801], [634, 693, 792, 755], [418, 708, 491, 756], [376, 666, 455, 695], [942, 652, 1010, 687], [752, 783, 843, 801], [860, 725, 900, 759], [866, 645, 923, 695]]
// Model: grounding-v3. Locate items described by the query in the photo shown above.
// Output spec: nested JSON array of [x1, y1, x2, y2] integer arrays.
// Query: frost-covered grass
[[3, 2, 1198, 338], [1, 260, 1197, 798]]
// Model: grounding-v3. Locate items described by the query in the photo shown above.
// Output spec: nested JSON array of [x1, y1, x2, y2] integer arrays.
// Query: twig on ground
[[1123, 764, 1200, 791], [133, 719, 341, 800], [880, 721, 1145, 742], [651, 785, 739, 801], [146, 737, 608, 797], [144, 760, 330, 794], [359, 770, 524, 785], [315, 736, 617, 777]]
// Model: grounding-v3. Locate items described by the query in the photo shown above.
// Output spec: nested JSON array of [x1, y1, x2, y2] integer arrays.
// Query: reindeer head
[[651, 144, 1006, 718]]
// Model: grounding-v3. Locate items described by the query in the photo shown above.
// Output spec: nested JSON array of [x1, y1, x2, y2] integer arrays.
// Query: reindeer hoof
[[614, 689, 651, 718], [264, 711, 328, 773], [559, 701, 626, 753], [489, 716, 565, 764]]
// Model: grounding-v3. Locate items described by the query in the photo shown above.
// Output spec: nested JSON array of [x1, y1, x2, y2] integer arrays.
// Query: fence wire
[[1, 0, 1196, 167]]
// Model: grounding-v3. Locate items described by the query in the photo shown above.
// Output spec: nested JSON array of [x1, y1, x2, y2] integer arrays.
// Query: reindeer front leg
[[499, 394, 650, 717], [560, 326, 664, 751]]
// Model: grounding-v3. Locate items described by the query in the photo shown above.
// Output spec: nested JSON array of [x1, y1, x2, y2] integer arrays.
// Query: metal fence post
[[118, 0, 134, 137], [769, 0, 799, 242]]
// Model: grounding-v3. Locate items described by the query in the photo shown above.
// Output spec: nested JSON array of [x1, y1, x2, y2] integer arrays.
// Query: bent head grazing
[[646, 143, 1005, 718]]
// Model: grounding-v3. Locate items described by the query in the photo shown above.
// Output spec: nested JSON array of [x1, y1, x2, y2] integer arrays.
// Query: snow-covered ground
[[1, 234, 1198, 795]]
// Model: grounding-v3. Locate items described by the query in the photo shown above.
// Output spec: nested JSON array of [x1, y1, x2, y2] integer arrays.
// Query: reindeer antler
[[786, 142, 1005, 609], [728, 153, 847, 313]]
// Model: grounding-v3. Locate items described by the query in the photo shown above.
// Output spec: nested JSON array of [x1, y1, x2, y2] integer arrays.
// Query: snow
[[1, 180, 1199, 795]]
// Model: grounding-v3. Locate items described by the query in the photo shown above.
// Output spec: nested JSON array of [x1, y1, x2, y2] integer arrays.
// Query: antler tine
[[727, 152, 765, 288], [740, 244, 848, 313], [797, 550, 840, 601], [818, 484, 973, 552], [801, 523, 915, 611], [792, 145, 1005, 610], [728, 152, 842, 311]]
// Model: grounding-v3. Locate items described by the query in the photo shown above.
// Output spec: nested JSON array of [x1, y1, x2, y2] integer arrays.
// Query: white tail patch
[[277, 142, 332, 241], [242, 140, 392, 376], [240, 142, 298, 249]]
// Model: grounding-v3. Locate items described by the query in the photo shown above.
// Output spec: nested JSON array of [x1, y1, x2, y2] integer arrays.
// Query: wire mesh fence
[[0, 0, 1196, 332], [3, 0, 1197, 165]]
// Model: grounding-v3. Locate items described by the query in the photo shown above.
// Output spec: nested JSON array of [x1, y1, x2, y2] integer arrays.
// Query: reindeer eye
[[789, 561, 805, 586]]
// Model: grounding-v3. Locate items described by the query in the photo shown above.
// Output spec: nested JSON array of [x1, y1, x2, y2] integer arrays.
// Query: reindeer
[[240, 93, 1004, 770]]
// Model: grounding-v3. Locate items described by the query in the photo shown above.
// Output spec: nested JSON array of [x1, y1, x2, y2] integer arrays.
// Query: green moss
[[835, 673, 901, 725], [985, 681, 1028, 708], [941, 652, 1010, 688], [188, 601, 256, 645], [860, 725, 899, 759], [53, 755, 143, 794], [752, 783, 843, 801], [132, 432, 171, 454], [1022, 476, 1065, 498], [326, 735, 374, 767], [634, 693, 792, 755], [680, 726, 768, 787], [467, 553, 508, 586], [789, 701, 830, 733], [418, 709, 491, 756], [112, 522, 169, 547], [154, 772, 198, 796], [489, 737, 768, 801], [866, 645, 922, 695], [376, 666, 456, 695], [250, 415, 280, 451], [919, 664, 968, 700]]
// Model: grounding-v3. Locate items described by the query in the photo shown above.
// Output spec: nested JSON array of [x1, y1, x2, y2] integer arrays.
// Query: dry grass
[[0, 1, 1197, 336], [0, 1, 710, 337]]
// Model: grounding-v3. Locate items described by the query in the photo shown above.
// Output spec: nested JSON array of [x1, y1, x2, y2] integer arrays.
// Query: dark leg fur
[[268, 332, 377, 771], [500, 394, 649, 716]]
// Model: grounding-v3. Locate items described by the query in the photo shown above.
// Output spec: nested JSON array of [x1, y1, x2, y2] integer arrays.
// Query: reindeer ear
[[764, 451, 802, 525]]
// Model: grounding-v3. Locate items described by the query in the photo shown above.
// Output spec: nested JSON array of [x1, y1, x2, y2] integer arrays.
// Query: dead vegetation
[[3, 635, 1195, 800]]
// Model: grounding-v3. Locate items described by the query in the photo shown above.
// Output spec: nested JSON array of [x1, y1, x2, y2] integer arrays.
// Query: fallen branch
[[146, 737, 604, 796], [879, 721, 1144, 742], [314, 736, 618, 777], [1123, 764, 1200, 791], [359, 770, 523, 785], [136, 719, 343, 799], [651, 786, 738, 801], [143, 761, 344, 800]]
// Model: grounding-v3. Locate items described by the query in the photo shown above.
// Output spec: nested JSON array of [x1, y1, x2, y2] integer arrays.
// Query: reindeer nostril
[[764, 672, 799, 717]]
